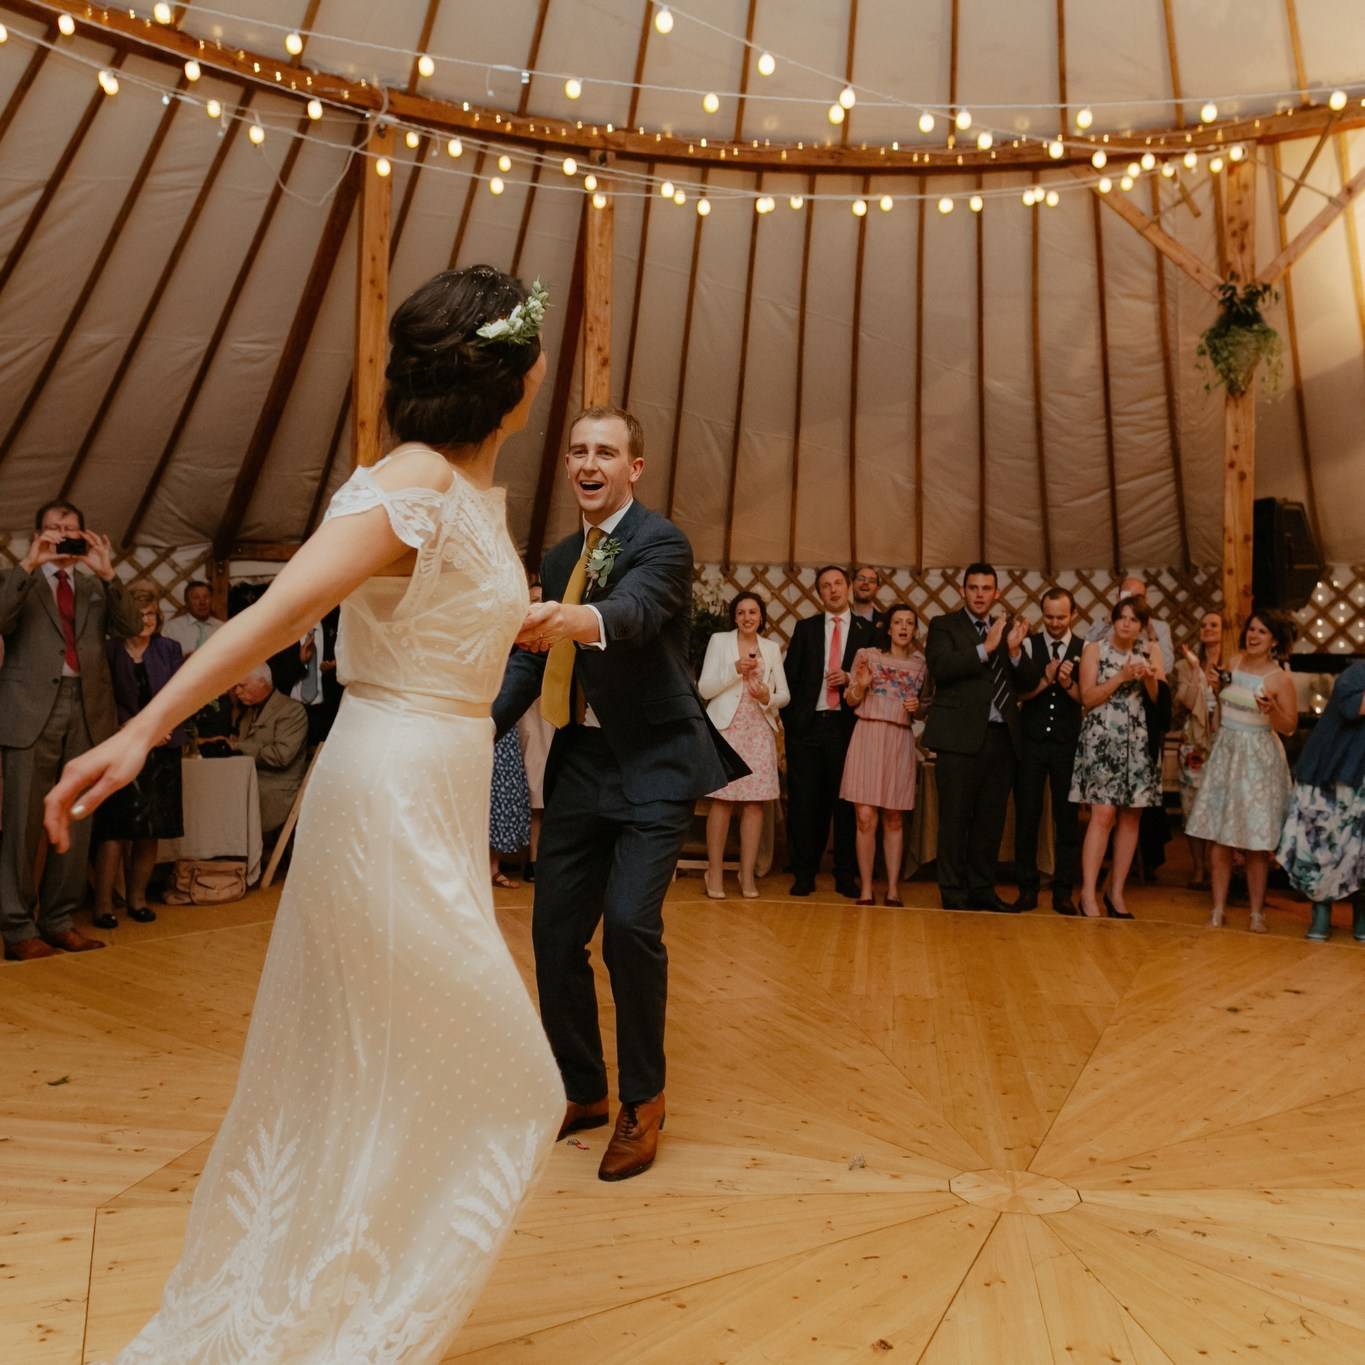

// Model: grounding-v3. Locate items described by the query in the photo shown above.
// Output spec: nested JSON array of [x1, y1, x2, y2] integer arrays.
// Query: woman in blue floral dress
[[1071, 597, 1164, 919], [1277, 660, 1365, 942]]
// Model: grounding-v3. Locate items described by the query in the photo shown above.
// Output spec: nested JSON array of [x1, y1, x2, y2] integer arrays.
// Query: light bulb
[[248, 122, 266, 145], [654, 5, 674, 34], [702, 91, 720, 114], [757, 51, 776, 77], [405, 130, 421, 149], [1045, 189, 1060, 207], [1141, 151, 1156, 171], [1229, 143, 1246, 162], [1200, 101, 1218, 123], [839, 86, 857, 110], [659, 179, 674, 197], [1048, 139, 1064, 159], [789, 194, 804, 209], [1022, 188, 1036, 206], [284, 31, 304, 56], [1126, 162, 1141, 177], [1183, 149, 1198, 169], [697, 197, 711, 216], [592, 191, 607, 209], [977, 131, 993, 151], [563, 156, 578, 176], [1120, 173, 1134, 191], [206, 97, 222, 119], [98, 69, 119, 96], [852, 198, 868, 216], [489, 177, 505, 195], [583, 172, 598, 191], [880, 194, 894, 212], [1076, 107, 1094, 130], [918, 111, 935, 134], [1209, 155, 1224, 173], [674, 189, 687, 205], [153, 2, 172, 22], [1330, 89, 1348, 112], [0, 22, 10, 42], [307, 98, 323, 120], [417, 53, 435, 79], [446, 137, 463, 157], [938, 195, 954, 214], [1161, 161, 1176, 178], [1098, 176, 1113, 194], [184, 58, 201, 81], [498, 153, 512, 173], [565, 77, 582, 100], [58, 13, 75, 36], [375, 156, 392, 177], [828, 103, 845, 125], [969, 194, 984, 213], [955, 108, 972, 131], [1091, 149, 1107, 169]]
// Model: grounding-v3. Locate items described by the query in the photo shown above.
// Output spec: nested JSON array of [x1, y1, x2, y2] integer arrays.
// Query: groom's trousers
[[533, 727, 692, 1106]]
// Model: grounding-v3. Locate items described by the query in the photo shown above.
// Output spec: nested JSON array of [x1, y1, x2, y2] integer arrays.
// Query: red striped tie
[[55, 569, 79, 673]]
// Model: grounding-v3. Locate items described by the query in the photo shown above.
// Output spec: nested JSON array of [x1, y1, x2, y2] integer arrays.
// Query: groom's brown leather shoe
[[558, 1096, 609, 1141], [598, 1092, 665, 1182]]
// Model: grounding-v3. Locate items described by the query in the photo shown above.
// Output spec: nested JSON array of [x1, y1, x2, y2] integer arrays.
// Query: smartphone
[[56, 537, 87, 555]]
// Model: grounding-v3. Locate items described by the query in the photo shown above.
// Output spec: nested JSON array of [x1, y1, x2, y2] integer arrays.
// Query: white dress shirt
[[163, 612, 224, 656], [1025, 629, 1074, 661], [814, 610, 852, 713]]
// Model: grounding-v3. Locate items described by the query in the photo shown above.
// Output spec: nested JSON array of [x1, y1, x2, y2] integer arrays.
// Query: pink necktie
[[826, 616, 843, 709]]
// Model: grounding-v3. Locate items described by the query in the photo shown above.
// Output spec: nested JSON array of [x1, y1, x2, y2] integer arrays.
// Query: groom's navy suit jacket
[[494, 500, 746, 805]]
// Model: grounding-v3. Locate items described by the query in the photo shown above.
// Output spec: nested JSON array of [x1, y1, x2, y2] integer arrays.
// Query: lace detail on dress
[[322, 464, 447, 550]]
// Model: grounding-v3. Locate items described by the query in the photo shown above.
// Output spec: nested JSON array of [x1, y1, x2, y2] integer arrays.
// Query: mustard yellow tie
[[540, 527, 604, 728]]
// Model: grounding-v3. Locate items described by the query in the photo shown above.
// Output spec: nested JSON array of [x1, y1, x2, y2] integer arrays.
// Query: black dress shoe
[[1052, 896, 1080, 916], [523, 860, 536, 884], [835, 881, 860, 900], [982, 894, 1028, 913], [1012, 892, 1039, 912], [790, 879, 815, 897], [1104, 894, 1134, 920], [128, 906, 157, 923], [92, 912, 119, 930]]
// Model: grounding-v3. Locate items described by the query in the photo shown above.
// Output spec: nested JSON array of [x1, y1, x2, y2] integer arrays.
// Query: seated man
[[225, 664, 309, 834]]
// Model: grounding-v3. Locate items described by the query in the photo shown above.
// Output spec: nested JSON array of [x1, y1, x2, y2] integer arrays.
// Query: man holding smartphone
[[1, 500, 141, 960]]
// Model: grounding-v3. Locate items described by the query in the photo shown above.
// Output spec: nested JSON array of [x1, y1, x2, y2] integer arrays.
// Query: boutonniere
[[585, 536, 624, 592]]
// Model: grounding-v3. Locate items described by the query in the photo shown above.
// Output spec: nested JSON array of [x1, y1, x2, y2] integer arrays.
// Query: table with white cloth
[[160, 755, 263, 885]]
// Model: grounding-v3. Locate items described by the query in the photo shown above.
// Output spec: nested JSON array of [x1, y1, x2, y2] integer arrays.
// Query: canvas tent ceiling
[[0, 0, 1362, 570]]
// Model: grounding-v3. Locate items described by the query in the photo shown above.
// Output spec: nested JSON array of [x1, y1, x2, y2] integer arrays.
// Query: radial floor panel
[[3, 876, 1363, 1363]]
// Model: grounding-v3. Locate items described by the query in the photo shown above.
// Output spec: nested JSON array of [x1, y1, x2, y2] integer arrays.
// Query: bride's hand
[[44, 729, 152, 852]]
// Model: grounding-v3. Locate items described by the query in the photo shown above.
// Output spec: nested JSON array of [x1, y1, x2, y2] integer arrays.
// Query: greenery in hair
[[475, 278, 549, 346]]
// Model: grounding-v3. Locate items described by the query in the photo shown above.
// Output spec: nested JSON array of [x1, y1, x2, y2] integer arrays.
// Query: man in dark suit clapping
[[1013, 587, 1085, 915], [780, 566, 875, 898], [922, 563, 1031, 912]]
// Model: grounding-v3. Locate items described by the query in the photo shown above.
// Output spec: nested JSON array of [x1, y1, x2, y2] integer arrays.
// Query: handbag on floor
[[163, 858, 248, 905]]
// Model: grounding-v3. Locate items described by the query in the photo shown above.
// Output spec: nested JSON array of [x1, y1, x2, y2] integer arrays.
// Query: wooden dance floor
[[4, 875, 1365, 1363]]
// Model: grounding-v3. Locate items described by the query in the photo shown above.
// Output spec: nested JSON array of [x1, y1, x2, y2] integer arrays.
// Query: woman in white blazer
[[698, 593, 790, 898]]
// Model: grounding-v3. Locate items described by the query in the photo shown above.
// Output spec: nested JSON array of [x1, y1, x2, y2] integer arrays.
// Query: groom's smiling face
[[566, 415, 644, 523]]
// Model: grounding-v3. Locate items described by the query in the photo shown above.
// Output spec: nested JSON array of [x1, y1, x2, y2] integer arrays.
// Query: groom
[[494, 405, 745, 1181]]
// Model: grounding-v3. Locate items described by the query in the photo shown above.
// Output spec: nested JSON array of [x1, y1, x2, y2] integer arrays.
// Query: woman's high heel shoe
[[1248, 910, 1267, 934], [739, 883, 760, 900], [703, 875, 727, 900], [1207, 906, 1225, 928], [1104, 894, 1134, 920]]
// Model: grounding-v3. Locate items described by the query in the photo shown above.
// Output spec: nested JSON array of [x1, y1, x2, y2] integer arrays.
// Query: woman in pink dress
[[841, 605, 929, 906], [699, 592, 790, 898]]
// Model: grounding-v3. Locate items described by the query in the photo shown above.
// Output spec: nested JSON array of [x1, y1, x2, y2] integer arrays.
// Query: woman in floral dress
[[1278, 660, 1365, 942], [699, 592, 790, 897], [1072, 596, 1165, 919], [840, 605, 929, 906]]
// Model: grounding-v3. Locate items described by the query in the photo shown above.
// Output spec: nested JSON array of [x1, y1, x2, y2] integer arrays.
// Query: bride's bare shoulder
[[368, 445, 455, 495]]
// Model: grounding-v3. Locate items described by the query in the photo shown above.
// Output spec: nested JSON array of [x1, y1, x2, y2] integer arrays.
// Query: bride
[[45, 266, 565, 1363]]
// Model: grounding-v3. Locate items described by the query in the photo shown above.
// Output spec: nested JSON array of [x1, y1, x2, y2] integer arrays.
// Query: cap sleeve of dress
[[321, 465, 446, 550]]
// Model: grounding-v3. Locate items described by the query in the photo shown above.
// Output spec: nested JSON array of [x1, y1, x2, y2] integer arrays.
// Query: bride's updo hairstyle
[[384, 265, 542, 449]]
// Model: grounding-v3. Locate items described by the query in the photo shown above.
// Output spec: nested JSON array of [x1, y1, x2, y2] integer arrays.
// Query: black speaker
[[1253, 498, 1323, 611]]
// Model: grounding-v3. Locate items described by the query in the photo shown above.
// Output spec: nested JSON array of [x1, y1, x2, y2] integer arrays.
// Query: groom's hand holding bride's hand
[[516, 600, 603, 652]]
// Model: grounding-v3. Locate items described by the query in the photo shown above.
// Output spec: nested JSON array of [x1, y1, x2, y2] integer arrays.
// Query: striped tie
[[977, 619, 1014, 719], [540, 527, 604, 729]]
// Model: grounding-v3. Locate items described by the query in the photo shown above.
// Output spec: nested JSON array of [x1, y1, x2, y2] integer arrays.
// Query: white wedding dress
[[111, 447, 564, 1363]]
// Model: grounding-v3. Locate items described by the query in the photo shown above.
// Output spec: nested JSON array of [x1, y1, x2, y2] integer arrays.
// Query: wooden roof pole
[[1258, 161, 1365, 286], [722, 171, 764, 571], [1090, 194, 1122, 571], [1149, 176, 1192, 571], [787, 174, 816, 570], [1071, 166, 1223, 293], [620, 160, 656, 408], [911, 191, 926, 571], [974, 171, 987, 560], [353, 123, 395, 470], [1029, 202, 1053, 575], [664, 167, 710, 519], [1333, 136, 1365, 367], [1222, 155, 1257, 637], [0, 22, 54, 147], [849, 173, 870, 565], [582, 188, 613, 406]]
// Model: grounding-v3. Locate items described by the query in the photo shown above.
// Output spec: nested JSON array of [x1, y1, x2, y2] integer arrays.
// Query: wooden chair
[[261, 743, 325, 888]]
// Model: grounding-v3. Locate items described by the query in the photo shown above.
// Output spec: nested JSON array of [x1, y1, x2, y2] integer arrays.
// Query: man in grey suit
[[1, 500, 142, 960], [224, 665, 310, 835]]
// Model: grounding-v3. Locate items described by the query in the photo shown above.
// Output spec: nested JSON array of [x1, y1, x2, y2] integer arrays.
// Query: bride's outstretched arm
[[44, 503, 413, 850]]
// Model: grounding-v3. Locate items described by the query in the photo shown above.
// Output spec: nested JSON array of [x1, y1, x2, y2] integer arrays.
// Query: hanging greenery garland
[[1196, 276, 1283, 396]]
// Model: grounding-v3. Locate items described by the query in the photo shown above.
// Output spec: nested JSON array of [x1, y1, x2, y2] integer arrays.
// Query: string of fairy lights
[[4, 2, 1362, 220]]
